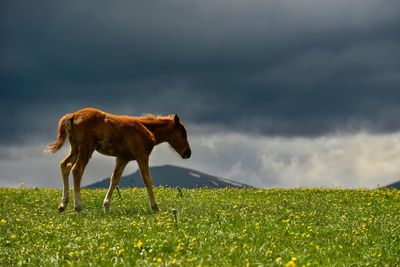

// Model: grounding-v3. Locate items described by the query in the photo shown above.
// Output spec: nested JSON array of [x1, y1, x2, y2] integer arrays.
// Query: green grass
[[0, 187, 399, 266]]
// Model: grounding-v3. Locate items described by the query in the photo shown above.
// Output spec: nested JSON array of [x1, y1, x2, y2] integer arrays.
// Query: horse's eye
[[182, 130, 187, 138]]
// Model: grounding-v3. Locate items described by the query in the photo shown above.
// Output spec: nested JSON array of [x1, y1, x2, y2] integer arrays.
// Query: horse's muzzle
[[182, 148, 191, 159]]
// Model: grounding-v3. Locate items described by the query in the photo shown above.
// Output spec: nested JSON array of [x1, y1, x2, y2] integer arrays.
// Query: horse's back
[[67, 108, 153, 152]]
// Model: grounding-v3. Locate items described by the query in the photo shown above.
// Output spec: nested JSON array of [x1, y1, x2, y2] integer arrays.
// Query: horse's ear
[[173, 114, 180, 124]]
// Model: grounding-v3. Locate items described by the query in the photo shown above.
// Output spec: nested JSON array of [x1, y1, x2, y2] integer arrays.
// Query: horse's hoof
[[152, 205, 160, 212], [58, 206, 65, 212], [74, 206, 82, 212], [103, 201, 111, 213]]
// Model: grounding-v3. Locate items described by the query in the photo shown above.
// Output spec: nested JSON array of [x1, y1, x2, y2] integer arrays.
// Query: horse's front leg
[[137, 157, 159, 212], [103, 157, 128, 212]]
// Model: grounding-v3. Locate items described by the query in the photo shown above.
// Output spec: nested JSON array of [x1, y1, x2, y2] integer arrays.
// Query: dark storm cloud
[[1, 0, 400, 144]]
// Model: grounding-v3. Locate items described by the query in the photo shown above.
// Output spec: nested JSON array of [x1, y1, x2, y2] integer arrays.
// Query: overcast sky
[[1, 0, 400, 188]]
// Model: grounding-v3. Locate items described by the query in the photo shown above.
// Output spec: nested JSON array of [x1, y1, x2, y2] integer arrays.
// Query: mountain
[[85, 165, 251, 189], [385, 181, 400, 189]]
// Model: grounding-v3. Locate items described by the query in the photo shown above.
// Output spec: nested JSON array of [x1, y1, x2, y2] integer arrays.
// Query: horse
[[46, 107, 191, 213]]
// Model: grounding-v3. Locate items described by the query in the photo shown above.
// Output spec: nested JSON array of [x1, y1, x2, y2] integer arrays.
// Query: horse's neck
[[140, 119, 172, 145]]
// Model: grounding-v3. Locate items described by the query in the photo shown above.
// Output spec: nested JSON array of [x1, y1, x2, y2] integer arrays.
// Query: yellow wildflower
[[0, 219, 6, 225], [176, 243, 183, 252], [117, 248, 125, 255], [134, 240, 143, 249], [285, 260, 296, 267]]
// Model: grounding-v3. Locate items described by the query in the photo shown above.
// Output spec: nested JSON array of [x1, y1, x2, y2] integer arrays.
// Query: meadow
[[0, 187, 399, 266]]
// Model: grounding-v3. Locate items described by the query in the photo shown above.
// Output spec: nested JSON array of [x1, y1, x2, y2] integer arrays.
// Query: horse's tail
[[46, 114, 73, 154]]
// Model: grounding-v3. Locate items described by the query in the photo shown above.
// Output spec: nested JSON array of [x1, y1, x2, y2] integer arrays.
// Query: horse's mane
[[138, 114, 173, 131], [141, 114, 171, 120]]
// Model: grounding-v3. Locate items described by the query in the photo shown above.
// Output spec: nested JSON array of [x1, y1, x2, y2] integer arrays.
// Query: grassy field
[[0, 187, 399, 266]]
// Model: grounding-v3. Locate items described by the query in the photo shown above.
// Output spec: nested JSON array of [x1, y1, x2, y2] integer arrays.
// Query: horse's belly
[[95, 141, 118, 156], [95, 141, 132, 159], [96, 147, 117, 157]]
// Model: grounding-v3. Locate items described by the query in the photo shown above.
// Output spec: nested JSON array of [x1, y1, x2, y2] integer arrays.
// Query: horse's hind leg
[[103, 157, 128, 212], [71, 147, 94, 212], [58, 148, 78, 212]]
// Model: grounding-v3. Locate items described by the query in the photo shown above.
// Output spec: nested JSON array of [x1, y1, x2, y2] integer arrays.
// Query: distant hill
[[385, 181, 400, 189], [85, 165, 251, 189]]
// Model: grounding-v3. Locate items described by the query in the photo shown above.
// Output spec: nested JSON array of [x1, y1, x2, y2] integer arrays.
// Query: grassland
[[0, 187, 399, 266]]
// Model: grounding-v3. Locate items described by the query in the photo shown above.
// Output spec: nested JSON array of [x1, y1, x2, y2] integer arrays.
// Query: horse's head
[[168, 115, 191, 159]]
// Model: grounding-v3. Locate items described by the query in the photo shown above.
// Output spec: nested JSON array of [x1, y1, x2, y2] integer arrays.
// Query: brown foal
[[47, 108, 191, 212]]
